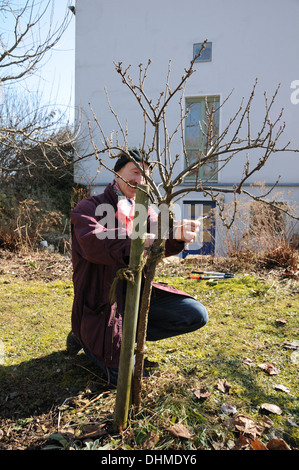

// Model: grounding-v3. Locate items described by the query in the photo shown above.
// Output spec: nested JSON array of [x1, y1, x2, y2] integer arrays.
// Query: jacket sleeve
[[165, 232, 185, 257], [71, 198, 131, 266]]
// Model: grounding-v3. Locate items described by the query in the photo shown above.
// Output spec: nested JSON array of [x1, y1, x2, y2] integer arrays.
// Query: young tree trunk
[[132, 238, 164, 410]]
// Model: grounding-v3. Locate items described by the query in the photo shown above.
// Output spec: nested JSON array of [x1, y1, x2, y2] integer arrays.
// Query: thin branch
[[1, 1, 72, 83]]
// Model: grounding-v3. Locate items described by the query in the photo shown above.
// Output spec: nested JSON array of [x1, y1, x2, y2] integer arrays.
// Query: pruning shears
[[186, 270, 239, 280]]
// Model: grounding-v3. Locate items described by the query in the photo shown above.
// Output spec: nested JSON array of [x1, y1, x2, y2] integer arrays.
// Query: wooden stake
[[113, 184, 149, 432]]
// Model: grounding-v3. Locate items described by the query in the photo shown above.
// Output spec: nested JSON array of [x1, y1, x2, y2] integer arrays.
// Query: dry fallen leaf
[[266, 438, 291, 450], [258, 362, 280, 375], [232, 414, 264, 438], [290, 351, 299, 364], [274, 384, 290, 394], [283, 340, 299, 350], [79, 423, 107, 440], [142, 430, 159, 449], [275, 318, 287, 325], [217, 379, 231, 393], [60, 426, 76, 439], [221, 403, 237, 415], [287, 416, 297, 427], [193, 387, 211, 400], [260, 416, 274, 429], [233, 434, 251, 450], [167, 423, 191, 440], [260, 403, 282, 415], [242, 357, 254, 367], [250, 437, 268, 450]]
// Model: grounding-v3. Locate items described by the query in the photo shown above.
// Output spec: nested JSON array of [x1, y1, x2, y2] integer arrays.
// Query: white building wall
[[74, 0, 299, 253]]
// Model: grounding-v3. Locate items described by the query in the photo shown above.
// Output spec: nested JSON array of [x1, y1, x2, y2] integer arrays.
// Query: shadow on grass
[[0, 350, 110, 421]]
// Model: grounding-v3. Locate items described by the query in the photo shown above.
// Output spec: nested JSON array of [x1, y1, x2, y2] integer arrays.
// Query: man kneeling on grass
[[67, 147, 208, 385]]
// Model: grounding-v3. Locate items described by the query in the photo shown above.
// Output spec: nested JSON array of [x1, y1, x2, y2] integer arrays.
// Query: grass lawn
[[0, 250, 298, 451]]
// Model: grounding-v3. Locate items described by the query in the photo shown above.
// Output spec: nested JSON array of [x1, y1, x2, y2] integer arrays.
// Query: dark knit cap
[[114, 147, 150, 172]]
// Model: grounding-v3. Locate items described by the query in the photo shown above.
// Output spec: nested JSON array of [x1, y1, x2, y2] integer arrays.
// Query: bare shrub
[[0, 197, 63, 252], [217, 197, 298, 271], [251, 201, 298, 270]]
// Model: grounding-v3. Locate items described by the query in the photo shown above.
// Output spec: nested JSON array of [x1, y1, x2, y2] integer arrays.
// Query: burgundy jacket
[[71, 183, 188, 369]]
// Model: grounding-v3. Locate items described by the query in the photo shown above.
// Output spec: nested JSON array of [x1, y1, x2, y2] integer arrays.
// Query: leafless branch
[[0, 0, 72, 83], [87, 50, 298, 225]]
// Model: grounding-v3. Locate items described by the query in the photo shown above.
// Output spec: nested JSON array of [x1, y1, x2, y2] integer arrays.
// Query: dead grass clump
[[217, 198, 298, 273], [0, 197, 63, 253], [258, 242, 297, 271]]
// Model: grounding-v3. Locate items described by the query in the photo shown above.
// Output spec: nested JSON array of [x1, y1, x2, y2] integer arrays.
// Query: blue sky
[[37, 1, 76, 117], [3, 1, 76, 122]]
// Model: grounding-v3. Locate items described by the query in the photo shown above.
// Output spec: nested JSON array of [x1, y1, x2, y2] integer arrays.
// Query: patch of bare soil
[[0, 249, 72, 282], [0, 249, 296, 283]]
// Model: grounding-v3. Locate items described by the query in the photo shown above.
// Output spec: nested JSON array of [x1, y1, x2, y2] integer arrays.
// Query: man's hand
[[174, 219, 201, 243], [143, 218, 202, 248]]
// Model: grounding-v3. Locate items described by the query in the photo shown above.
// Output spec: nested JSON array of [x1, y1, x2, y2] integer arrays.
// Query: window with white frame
[[185, 96, 220, 181]]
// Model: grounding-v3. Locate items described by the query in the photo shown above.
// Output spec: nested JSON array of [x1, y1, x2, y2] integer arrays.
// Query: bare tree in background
[[0, 1, 79, 251], [0, 0, 71, 83], [86, 44, 299, 410], [0, 0, 77, 177], [0, 89, 74, 178]]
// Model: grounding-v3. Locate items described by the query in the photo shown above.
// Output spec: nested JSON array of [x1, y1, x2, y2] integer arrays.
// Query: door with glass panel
[[182, 201, 215, 256]]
